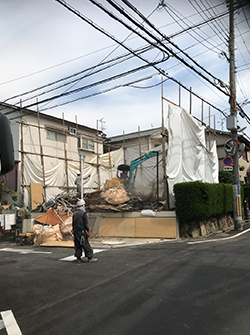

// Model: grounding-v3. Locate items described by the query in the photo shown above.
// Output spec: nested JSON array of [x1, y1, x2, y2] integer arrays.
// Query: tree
[[0, 177, 18, 204]]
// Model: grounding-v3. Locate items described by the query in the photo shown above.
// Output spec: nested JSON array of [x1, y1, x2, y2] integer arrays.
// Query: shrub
[[223, 183, 233, 213], [219, 171, 232, 184], [174, 181, 233, 224], [0, 177, 18, 203], [242, 184, 250, 201]]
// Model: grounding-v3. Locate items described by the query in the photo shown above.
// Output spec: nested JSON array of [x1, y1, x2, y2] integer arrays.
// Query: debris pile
[[13, 177, 164, 244], [32, 202, 73, 246]]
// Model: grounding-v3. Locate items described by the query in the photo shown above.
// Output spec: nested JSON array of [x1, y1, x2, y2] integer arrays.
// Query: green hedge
[[173, 181, 233, 223], [242, 184, 250, 202], [219, 171, 232, 184]]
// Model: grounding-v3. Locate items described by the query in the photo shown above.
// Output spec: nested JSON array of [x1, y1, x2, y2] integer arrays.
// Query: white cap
[[77, 199, 85, 206], [77, 171, 81, 175]]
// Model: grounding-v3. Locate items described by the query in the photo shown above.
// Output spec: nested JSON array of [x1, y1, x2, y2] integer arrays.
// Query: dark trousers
[[74, 230, 93, 259]]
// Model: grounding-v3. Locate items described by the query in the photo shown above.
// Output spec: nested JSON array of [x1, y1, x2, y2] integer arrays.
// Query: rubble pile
[[1, 174, 165, 244], [0, 174, 166, 245], [32, 208, 73, 246]]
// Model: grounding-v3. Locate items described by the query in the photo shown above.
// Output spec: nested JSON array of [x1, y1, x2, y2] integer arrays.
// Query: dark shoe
[[77, 258, 82, 264], [88, 257, 98, 263]]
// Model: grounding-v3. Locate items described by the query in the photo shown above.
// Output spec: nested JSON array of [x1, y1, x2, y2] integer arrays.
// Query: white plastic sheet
[[166, 104, 219, 208], [23, 147, 163, 208]]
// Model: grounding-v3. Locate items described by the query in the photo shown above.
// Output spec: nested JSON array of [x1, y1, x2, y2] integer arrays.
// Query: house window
[[78, 137, 95, 151], [47, 130, 66, 143]]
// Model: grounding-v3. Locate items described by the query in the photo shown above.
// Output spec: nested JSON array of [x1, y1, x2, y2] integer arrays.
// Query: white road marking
[[0, 248, 51, 254], [1, 310, 22, 335], [187, 227, 250, 245], [60, 248, 105, 261]]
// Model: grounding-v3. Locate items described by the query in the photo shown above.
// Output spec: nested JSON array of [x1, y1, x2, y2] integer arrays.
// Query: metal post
[[156, 151, 159, 203], [78, 152, 86, 200], [20, 100, 25, 207], [201, 99, 204, 123], [96, 120, 101, 190], [161, 77, 169, 210], [229, 0, 243, 230], [189, 87, 192, 114], [37, 99, 46, 201], [209, 106, 211, 151], [179, 82, 181, 107]]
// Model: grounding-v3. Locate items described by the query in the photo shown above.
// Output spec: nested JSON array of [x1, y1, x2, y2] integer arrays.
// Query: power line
[[162, 2, 226, 54], [33, 0, 229, 121], [0, 6, 209, 88], [90, 0, 229, 95], [17, 60, 165, 111], [0, 46, 118, 86], [5, 0, 247, 128], [2, 1, 232, 109], [41, 2, 159, 111], [6, 72, 228, 120]]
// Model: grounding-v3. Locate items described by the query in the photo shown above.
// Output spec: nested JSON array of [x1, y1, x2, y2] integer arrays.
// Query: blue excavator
[[117, 150, 162, 192]]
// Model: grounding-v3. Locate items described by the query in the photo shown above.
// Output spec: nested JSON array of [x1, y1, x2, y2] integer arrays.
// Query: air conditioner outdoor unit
[[68, 127, 77, 135]]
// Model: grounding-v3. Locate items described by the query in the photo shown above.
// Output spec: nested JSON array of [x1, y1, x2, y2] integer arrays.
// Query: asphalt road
[[1, 230, 250, 335]]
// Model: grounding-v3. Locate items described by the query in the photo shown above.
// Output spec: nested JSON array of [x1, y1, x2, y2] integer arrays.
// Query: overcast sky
[[0, 0, 250, 138]]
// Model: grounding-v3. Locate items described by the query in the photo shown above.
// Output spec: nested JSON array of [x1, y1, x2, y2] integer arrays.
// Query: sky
[[0, 0, 250, 139]]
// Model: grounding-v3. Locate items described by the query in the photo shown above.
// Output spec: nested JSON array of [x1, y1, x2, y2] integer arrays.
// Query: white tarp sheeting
[[81, 146, 163, 197], [23, 147, 163, 208], [166, 104, 219, 208]]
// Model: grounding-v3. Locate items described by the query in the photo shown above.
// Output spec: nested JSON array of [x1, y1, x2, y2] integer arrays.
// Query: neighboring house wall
[[206, 130, 250, 182], [106, 127, 166, 161], [1, 102, 104, 207]]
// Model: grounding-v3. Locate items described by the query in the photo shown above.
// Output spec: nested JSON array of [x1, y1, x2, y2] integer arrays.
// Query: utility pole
[[78, 152, 86, 200], [161, 77, 169, 210], [229, 0, 243, 230]]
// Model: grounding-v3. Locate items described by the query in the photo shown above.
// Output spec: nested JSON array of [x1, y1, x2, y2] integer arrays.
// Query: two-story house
[[1, 102, 105, 209]]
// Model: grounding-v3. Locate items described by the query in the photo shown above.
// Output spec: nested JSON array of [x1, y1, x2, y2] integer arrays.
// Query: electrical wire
[[189, 0, 229, 43], [15, 60, 166, 111], [2, 1, 233, 110], [10, 0, 229, 120], [0, 6, 210, 88], [161, 2, 226, 54], [91, 0, 230, 96], [4, 44, 156, 108], [4, 0, 249, 130], [12, 74, 227, 119]]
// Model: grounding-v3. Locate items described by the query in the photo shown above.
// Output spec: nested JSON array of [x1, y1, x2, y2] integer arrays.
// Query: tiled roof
[[108, 127, 163, 143]]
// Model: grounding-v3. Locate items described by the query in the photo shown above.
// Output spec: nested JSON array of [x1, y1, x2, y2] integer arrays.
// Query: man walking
[[72, 199, 98, 264]]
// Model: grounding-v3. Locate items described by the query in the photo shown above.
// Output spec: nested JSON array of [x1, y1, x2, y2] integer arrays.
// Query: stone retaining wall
[[180, 214, 234, 238]]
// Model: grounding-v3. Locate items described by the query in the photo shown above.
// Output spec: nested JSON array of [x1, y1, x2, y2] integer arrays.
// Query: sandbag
[[33, 223, 63, 244]]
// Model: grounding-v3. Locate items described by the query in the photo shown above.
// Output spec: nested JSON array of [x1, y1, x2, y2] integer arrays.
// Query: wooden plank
[[99, 218, 135, 237], [98, 217, 177, 238], [30, 183, 43, 210], [135, 217, 177, 238]]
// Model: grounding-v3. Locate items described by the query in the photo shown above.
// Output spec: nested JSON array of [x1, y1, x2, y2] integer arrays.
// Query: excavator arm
[[129, 151, 161, 184]]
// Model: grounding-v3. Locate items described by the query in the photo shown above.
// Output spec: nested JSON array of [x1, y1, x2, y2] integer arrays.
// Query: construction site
[[0, 99, 228, 246]]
